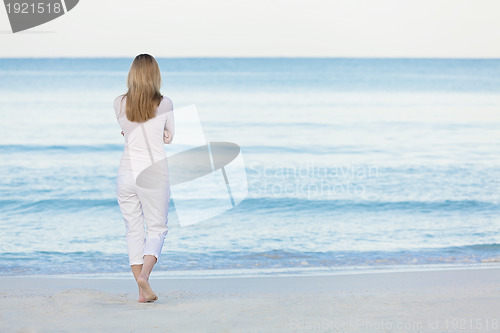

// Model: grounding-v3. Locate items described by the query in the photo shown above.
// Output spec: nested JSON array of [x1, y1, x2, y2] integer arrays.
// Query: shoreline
[[1, 266, 500, 332], [3, 261, 500, 280]]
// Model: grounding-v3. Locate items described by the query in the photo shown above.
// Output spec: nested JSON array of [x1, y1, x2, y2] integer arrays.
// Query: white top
[[114, 95, 175, 179]]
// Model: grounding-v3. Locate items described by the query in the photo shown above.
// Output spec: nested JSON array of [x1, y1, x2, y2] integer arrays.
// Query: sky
[[0, 0, 499, 58]]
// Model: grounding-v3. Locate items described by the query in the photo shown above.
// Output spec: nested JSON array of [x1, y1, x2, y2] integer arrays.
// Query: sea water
[[0, 58, 499, 276]]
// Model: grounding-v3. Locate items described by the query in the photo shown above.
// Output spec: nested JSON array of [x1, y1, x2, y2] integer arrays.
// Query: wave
[[443, 243, 500, 252], [1, 198, 118, 214], [0, 144, 123, 153], [1, 197, 497, 216], [0, 143, 371, 155], [241, 145, 382, 155], [236, 197, 500, 213], [2, 245, 500, 276], [2, 143, 499, 157]]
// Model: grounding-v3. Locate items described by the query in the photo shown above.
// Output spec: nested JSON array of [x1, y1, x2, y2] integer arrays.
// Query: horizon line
[[1, 56, 500, 60]]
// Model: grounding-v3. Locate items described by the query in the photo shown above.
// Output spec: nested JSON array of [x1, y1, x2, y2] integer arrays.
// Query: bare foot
[[138, 287, 147, 303], [137, 276, 158, 302]]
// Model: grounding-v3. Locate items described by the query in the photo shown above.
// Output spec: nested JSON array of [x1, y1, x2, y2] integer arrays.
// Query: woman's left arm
[[163, 100, 175, 144]]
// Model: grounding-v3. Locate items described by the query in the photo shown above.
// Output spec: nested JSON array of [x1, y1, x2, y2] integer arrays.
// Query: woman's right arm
[[114, 95, 125, 136]]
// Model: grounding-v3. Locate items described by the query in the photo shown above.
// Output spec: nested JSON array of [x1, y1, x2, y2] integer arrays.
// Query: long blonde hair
[[123, 54, 163, 122]]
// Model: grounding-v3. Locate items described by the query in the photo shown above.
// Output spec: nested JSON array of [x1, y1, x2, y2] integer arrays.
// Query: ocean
[[0, 58, 499, 277]]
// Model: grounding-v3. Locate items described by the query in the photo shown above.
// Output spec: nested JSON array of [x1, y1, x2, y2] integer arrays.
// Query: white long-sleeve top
[[114, 95, 175, 180]]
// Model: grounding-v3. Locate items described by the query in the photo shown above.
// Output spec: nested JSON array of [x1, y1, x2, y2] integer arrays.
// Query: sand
[[1, 267, 500, 332]]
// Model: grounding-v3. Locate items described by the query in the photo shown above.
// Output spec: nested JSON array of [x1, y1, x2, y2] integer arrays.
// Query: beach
[[1, 0, 500, 329], [1, 267, 500, 332]]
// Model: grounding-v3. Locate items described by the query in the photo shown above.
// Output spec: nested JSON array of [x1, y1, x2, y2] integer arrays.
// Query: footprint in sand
[[49, 289, 128, 306]]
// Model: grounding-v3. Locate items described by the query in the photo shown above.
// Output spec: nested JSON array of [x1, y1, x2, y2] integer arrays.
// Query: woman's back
[[114, 95, 174, 180]]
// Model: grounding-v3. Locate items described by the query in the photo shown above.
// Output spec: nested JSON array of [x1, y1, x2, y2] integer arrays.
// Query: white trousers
[[116, 171, 170, 266]]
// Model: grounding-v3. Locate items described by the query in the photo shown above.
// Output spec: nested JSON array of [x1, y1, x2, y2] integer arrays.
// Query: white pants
[[116, 171, 170, 266]]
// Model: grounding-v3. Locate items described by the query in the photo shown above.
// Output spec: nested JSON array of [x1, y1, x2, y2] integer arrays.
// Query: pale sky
[[0, 0, 499, 58]]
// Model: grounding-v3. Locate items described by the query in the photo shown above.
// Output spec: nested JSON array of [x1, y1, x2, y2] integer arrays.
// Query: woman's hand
[[163, 129, 173, 144]]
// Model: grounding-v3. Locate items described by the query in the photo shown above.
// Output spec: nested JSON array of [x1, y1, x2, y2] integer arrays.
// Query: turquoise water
[[0, 58, 499, 275]]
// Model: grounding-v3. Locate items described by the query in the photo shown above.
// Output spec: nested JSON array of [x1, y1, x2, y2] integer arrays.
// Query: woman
[[114, 54, 174, 303]]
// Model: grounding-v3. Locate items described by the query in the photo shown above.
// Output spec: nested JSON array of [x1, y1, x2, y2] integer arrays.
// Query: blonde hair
[[123, 54, 163, 122]]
